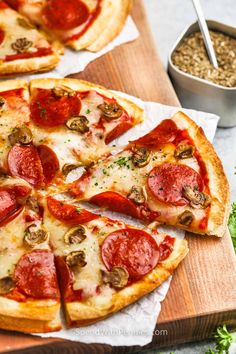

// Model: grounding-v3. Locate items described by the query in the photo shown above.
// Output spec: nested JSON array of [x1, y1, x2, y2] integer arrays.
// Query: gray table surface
[[142, 1, 236, 353]]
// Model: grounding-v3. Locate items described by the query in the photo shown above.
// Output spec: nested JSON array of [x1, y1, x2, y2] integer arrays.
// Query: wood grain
[[1, 0, 236, 353]]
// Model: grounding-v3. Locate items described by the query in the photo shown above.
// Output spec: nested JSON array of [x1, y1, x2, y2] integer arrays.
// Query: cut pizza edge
[[0, 301, 61, 333], [85, 0, 132, 52], [66, 0, 132, 51], [0, 176, 62, 333], [71, 111, 230, 237], [172, 112, 230, 237], [44, 196, 188, 327], [29, 78, 144, 126], [65, 238, 188, 327], [0, 2, 61, 77]]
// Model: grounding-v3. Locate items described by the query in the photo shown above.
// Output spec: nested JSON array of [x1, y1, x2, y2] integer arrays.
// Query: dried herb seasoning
[[171, 30, 236, 87]]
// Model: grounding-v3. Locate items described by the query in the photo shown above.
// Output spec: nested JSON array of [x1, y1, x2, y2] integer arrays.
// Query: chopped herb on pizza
[[72, 112, 230, 237]]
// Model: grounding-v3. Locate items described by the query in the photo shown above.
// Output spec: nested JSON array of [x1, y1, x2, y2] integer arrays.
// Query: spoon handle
[[192, 0, 218, 68]]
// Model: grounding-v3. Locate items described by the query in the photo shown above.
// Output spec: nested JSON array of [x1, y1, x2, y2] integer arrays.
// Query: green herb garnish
[[205, 325, 236, 354], [228, 203, 236, 253]]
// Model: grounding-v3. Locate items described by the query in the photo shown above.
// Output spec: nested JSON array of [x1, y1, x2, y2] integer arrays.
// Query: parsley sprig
[[205, 325, 236, 354], [228, 203, 236, 253]]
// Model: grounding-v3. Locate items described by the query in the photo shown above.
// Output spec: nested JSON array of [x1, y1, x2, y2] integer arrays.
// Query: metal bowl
[[168, 20, 236, 127]]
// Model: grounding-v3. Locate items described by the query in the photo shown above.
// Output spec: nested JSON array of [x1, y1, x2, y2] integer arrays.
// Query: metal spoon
[[192, 0, 218, 68]]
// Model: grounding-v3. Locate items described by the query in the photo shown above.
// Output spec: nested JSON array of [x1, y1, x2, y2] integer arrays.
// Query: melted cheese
[[45, 210, 126, 300], [81, 144, 207, 229], [0, 8, 51, 59], [0, 248, 24, 279], [0, 87, 29, 169], [31, 90, 114, 167]]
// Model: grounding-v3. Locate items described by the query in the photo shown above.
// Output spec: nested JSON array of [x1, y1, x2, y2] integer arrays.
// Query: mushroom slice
[[101, 267, 129, 289], [0, 276, 15, 295], [8, 126, 33, 146], [25, 196, 40, 213], [131, 147, 151, 167], [97, 102, 123, 120], [178, 210, 194, 226], [62, 163, 80, 177], [64, 226, 86, 245], [24, 224, 49, 247], [66, 251, 87, 268], [11, 38, 33, 53], [128, 186, 145, 204], [174, 144, 195, 159], [66, 116, 89, 134], [17, 17, 35, 29], [52, 85, 76, 98], [182, 185, 211, 209]]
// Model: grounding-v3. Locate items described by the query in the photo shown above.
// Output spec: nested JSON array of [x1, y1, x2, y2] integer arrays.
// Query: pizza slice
[[71, 112, 230, 237], [0, 80, 60, 189], [45, 195, 188, 327], [0, 1, 60, 77], [28, 78, 143, 179], [0, 175, 61, 333], [5, 0, 132, 51]]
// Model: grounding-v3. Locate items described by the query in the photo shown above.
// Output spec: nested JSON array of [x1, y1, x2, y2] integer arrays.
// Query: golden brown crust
[[0, 296, 60, 321], [87, 0, 132, 52], [0, 53, 60, 77], [0, 79, 28, 91], [0, 312, 61, 333], [172, 112, 230, 237], [66, 0, 132, 51], [30, 78, 144, 125], [65, 239, 188, 326]]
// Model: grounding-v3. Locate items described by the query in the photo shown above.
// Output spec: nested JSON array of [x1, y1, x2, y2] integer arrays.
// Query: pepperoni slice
[[148, 163, 203, 206], [43, 0, 90, 31], [0, 88, 26, 110], [0, 1, 9, 10], [8, 145, 45, 188], [159, 235, 175, 261], [90, 192, 140, 219], [0, 189, 17, 223], [55, 256, 82, 302], [47, 197, 98, 225], [0, 27, 4, 45], [37, 145, 59, 184], [105, 118, 133, 145], [14, 250, 60, 299], [131, 119, 178, 148], [30, 88, 81, 127], [101, 228, 159, 279], [0, 185, 31, 226], [5, 47, 53, 62]]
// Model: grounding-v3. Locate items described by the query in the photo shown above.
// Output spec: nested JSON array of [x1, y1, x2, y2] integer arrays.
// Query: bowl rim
[[168, 19, 236, 91]]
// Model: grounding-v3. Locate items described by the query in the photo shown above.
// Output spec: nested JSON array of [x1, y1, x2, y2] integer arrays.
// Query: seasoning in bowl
[[171, 30, 236, 87]]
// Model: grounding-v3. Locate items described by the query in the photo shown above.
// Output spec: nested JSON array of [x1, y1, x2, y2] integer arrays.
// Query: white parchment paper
[[36, 92, 219, 347], [15, 16, 138, 81]]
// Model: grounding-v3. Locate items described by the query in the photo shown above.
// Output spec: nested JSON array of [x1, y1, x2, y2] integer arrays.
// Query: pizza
[[0, 176, 61, 332], [4, 0, 132, 51], [0, 78, 142, 189], [71, 112, 230, 237], [44, 196, 188, 327], [0, 77, 229, 333], [0, 1, 60, 76], [0, 0, 132, 76]]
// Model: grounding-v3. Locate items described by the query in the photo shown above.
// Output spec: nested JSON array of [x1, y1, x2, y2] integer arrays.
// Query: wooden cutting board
[[1, 1, 236, 352]]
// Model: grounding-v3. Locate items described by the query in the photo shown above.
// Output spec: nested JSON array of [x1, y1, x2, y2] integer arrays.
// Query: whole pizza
[[0, 78, 229, 332]]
